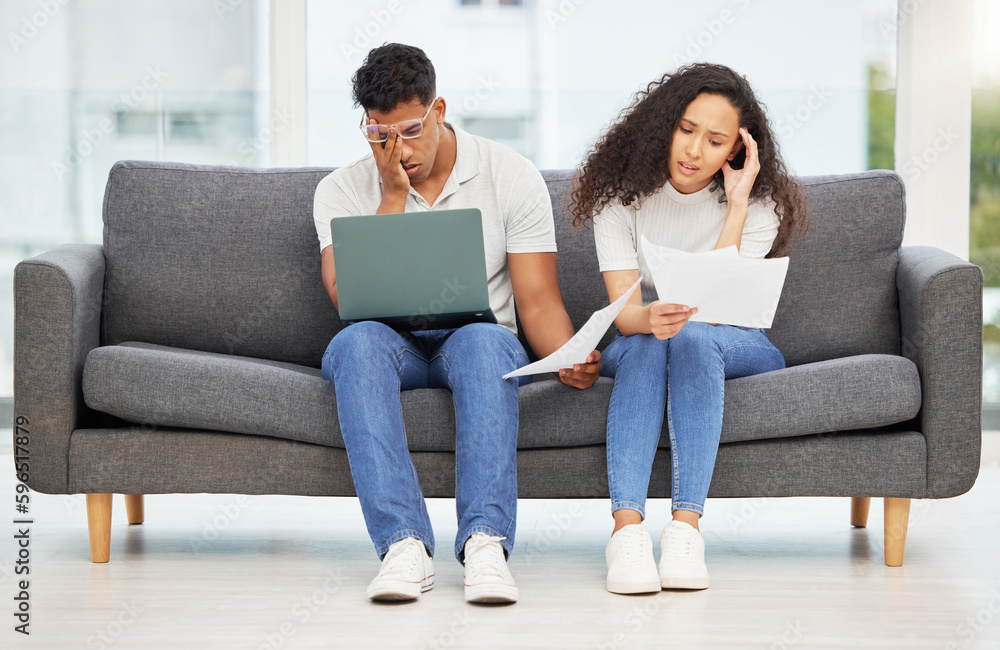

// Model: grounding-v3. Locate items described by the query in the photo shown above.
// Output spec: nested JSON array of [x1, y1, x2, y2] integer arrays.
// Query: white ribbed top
[[592, 182, 781, 305]]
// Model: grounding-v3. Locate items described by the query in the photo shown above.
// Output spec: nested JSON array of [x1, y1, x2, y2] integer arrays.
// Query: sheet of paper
[[640, 236, 789, 329], [502, 277, 642, 380]]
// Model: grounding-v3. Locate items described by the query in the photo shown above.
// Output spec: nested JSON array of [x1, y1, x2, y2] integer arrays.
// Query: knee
[[325, 321, 395, 368], [622, 333, 669, 363], [445, 324, 524, 371], [449, 324, 520, 356], [669, 322, 719, 358], [602, 333, 667, 379]]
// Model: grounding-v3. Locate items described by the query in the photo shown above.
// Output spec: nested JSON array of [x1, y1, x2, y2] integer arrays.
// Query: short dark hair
[[351, 43, 436, 113]]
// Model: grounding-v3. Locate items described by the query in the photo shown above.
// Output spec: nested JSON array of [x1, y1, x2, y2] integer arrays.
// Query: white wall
[[305, 0, 886, 175]]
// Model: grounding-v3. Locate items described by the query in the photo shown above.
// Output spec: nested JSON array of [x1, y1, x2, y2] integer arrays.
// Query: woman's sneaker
[[463, 533, 518, 604], [367, 537, 435, 601], [605, 524, 662, 594], [658, 520, 710, 590]]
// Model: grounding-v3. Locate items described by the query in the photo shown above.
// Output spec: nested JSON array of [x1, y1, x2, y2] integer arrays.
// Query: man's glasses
[[359, 97, 440, 143]]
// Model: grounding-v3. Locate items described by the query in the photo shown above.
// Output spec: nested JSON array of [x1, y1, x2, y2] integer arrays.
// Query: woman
[[571, 63, 808, 594]]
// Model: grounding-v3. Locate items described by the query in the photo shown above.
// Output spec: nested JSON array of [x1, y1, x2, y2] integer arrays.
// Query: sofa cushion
[[102, 163, 905, 371], [718, 353, 921, 444], [763, 172, 905, 366], [541, 170, 619, 354], [543, 170, 906, 367], [101, 161, 341, 368], [83, 342, 921, 451]]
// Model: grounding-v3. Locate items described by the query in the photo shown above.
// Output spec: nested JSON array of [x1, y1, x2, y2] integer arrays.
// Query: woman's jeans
[[600, 321, 785, 518], [321, 321, 530, 562]]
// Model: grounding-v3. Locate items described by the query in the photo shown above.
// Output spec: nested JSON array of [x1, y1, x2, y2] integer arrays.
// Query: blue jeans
[[600, 322, 785, 518], [321, 321, 530, 562]]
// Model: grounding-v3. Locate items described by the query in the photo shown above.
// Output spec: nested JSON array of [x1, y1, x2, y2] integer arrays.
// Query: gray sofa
[[14, 161, 983, 566]]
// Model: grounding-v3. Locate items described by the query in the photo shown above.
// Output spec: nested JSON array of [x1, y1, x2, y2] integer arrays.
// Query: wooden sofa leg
[[884, 497, 911, 567], [125, 494, 144, 525], [851, 497, 871, 527], [86, 493, 113, 563]]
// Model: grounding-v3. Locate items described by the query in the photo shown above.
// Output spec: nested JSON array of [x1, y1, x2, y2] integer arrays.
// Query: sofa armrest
[[14, 244, 105, 494], [897, 246, 983, 498]]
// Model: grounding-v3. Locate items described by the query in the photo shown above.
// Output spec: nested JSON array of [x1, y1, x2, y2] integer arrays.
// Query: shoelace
[[617, 527, 653, 563], [662, 525, 696, 560], [380, 539, 422, 577], [465, 534, 508, 578]]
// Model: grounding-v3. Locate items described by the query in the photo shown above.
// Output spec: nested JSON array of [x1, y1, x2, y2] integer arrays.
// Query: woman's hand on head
[[647, 301, 697, 340], [722, 127, 760, 206]]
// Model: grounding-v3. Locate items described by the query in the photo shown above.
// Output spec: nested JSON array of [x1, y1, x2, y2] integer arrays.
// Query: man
[[314, 43, 601, 604]]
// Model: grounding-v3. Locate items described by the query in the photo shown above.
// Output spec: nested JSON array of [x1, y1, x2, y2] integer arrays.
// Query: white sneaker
[[605, 524, 661, 594], [463, 533, 518, 604], [366, 537, 434, 601], [658, 520, 710, 590]]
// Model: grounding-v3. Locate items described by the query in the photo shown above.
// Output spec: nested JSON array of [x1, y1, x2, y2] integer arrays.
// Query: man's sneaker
[[366, 537, 434, 601], [605, 524, 661, 594], [658, 520, 710, 590], [463, 533, 518, 604]]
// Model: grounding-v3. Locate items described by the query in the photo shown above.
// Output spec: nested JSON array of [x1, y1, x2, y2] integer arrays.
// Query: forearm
[[376, 191, 407, 214], [613, 303, 652, 336], [320, 247, 339, 311], [714, 200, 749, 251], [520, 304, 577, 359], [325, 281, 339, 311]]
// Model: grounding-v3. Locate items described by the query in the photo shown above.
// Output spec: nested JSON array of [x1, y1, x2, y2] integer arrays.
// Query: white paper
[[640, 236, 789, 329], [503, 277, 642, 380]]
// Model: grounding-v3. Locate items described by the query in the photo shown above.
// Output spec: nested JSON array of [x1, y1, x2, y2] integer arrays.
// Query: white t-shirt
[[593, 181, 780, 305], [313, 125, 557, 335]]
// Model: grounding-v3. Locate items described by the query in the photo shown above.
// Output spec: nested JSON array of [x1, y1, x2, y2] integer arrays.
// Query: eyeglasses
[[359, 97, 440, 143]]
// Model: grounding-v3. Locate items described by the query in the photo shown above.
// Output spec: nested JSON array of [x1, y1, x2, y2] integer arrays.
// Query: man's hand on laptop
[[368, 124, 410, 212], [557, 350, 602, 390]]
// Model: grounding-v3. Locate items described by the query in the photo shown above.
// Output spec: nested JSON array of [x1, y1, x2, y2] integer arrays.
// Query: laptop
[[329, 208, 498, 331]]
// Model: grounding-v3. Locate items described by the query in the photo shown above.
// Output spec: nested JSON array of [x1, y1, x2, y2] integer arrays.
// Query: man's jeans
[[322, 321, 529, 562], [599, 322, 785, 518]]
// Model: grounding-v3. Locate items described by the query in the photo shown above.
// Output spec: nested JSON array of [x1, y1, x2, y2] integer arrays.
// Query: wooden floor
[[3, 434, 1000, 649]]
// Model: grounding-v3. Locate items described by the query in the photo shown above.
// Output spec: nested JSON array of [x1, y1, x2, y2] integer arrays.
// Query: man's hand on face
[[367, 122, 411, 200]]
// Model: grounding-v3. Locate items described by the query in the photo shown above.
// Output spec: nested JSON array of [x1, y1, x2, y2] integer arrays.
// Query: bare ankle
[[612, 509, 643, 535], [671, 509, 701, 531]]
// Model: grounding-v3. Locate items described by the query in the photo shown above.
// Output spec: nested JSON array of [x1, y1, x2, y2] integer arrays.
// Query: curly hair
[[570, 63, 807, 257], [352, 43, 436, 113]]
